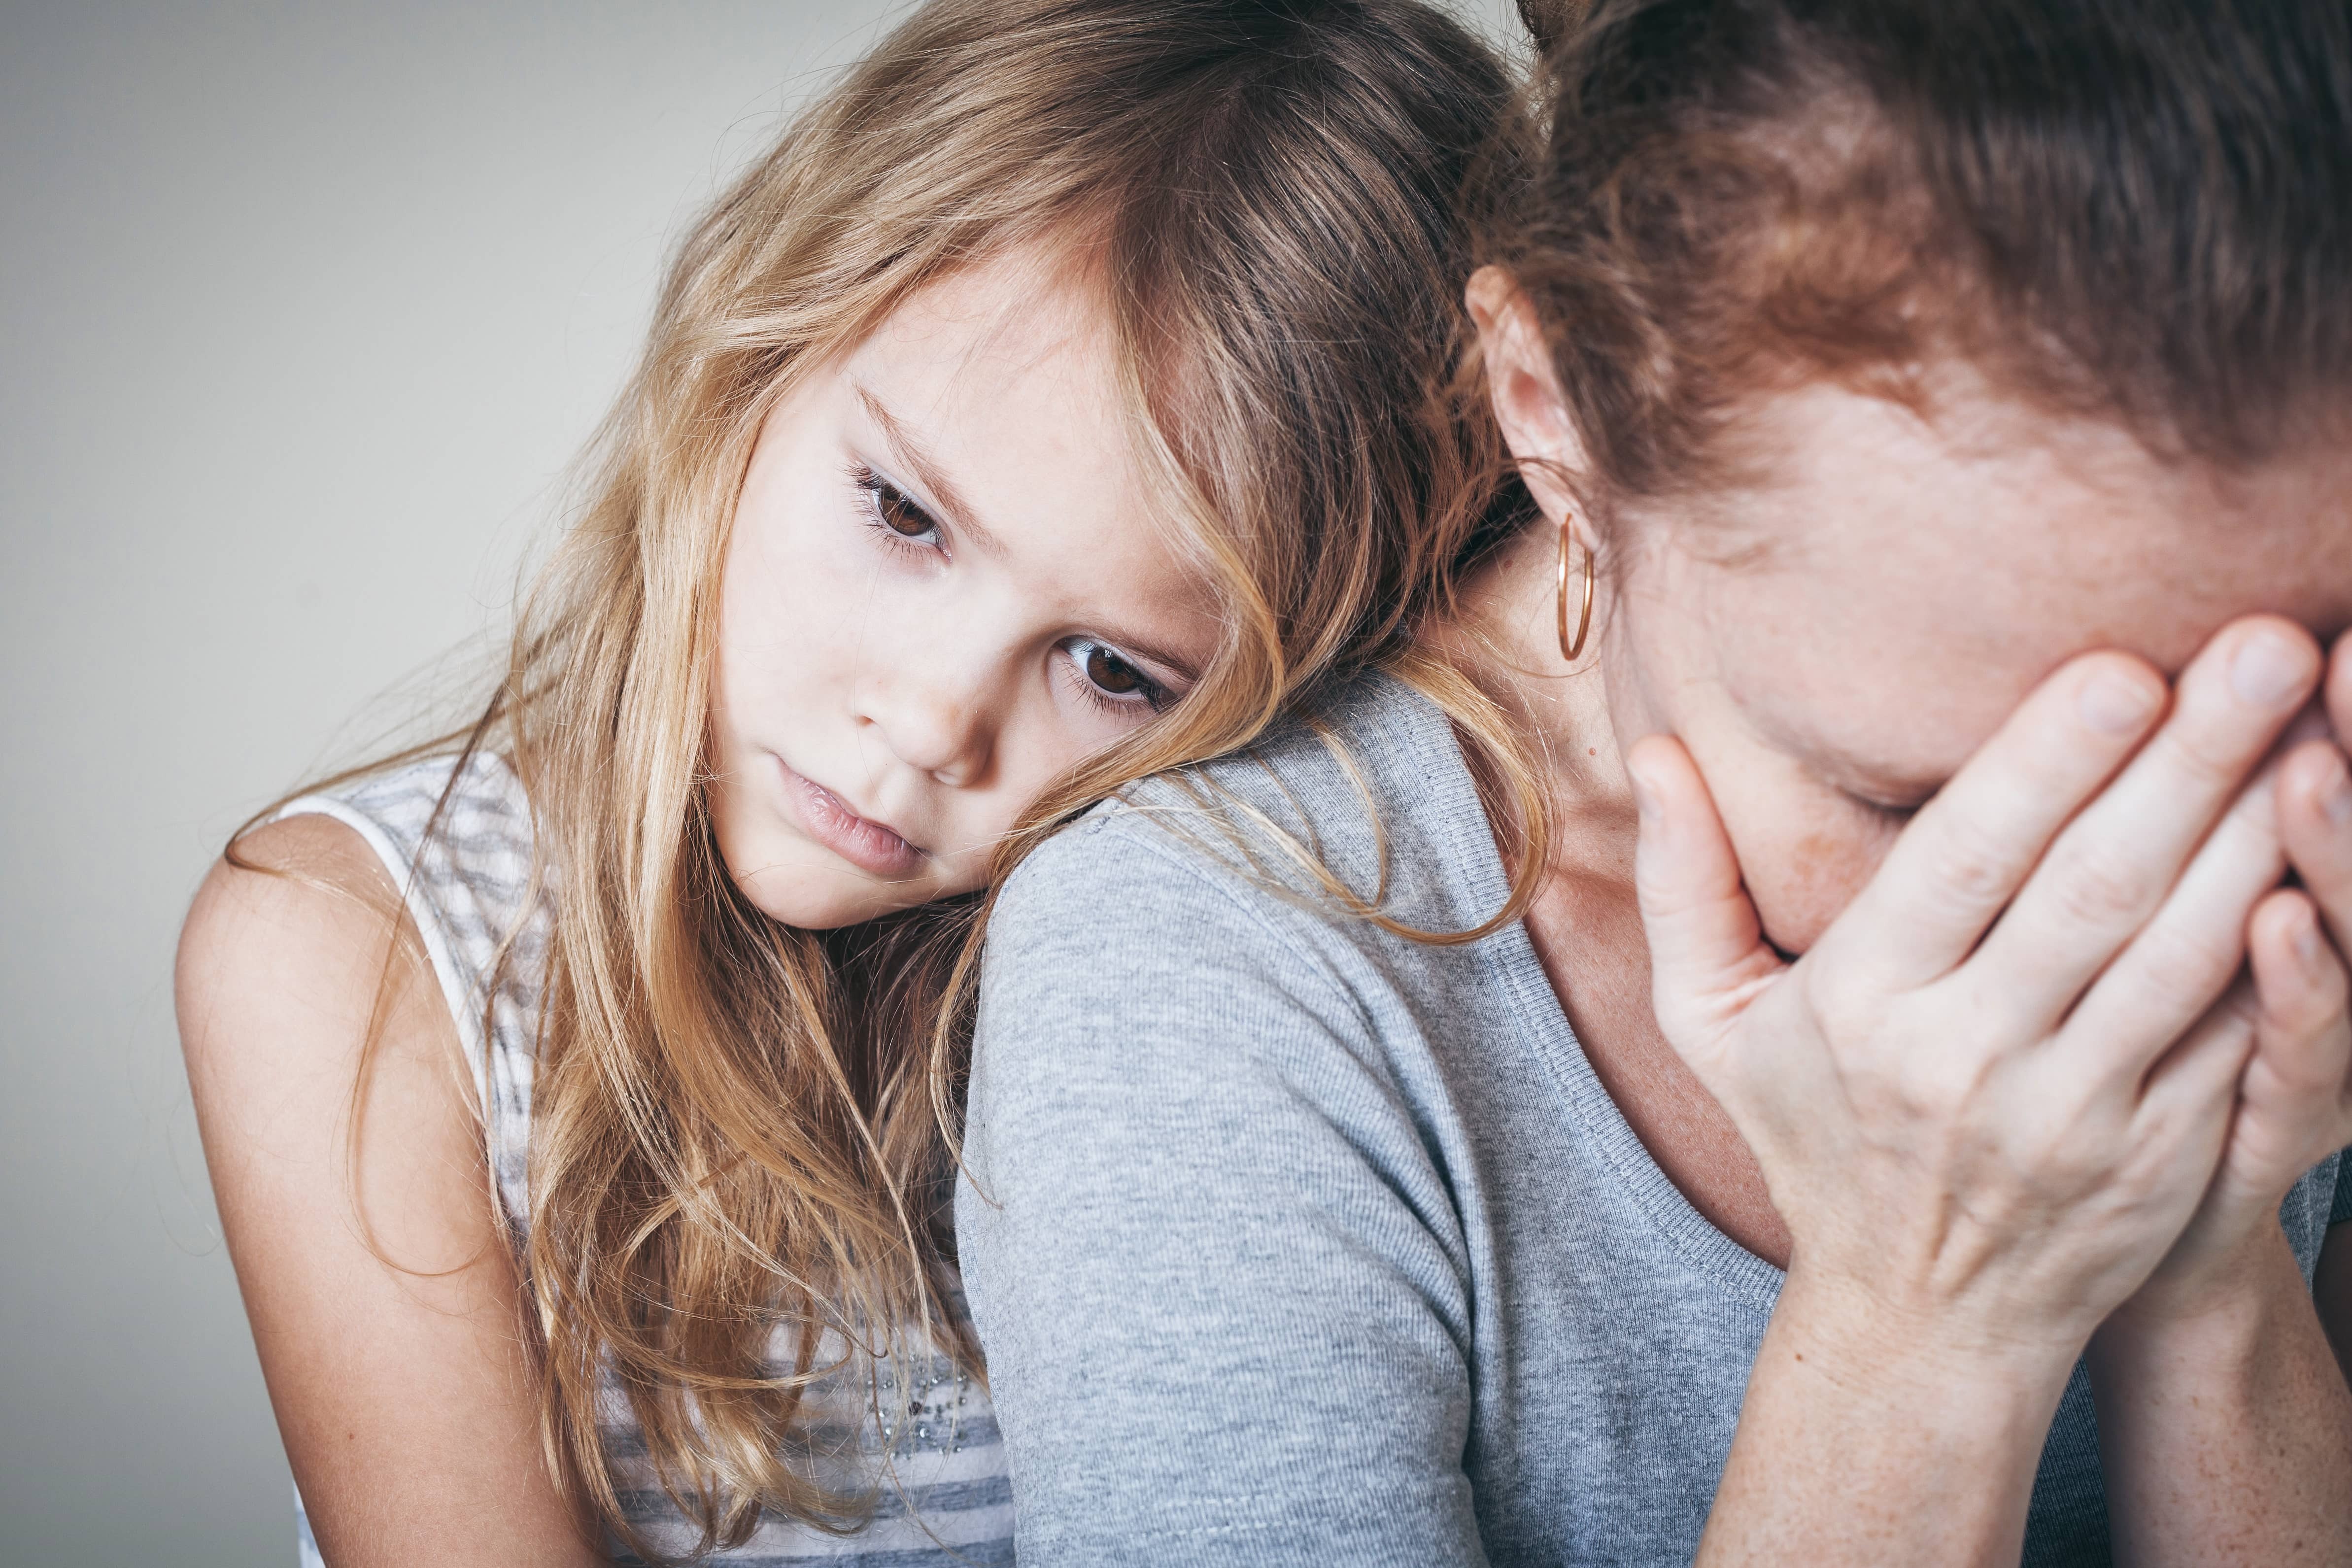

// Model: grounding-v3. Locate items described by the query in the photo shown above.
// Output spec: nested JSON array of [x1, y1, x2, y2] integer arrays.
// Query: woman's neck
[[1435, 522, 1794, 1268]]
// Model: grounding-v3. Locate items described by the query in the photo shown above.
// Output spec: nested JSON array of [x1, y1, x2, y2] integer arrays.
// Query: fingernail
[[2293, 905, 2325, 972], [2079, 672, 2159, 734], [1628, 764, 1661, 822], [2231, 630, 2312, 709], [2319, 749, 2352, 827]]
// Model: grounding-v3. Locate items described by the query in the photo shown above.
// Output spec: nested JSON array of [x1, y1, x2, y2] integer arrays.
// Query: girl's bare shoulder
[[176, 806, 460, 1106], [180, 813, 409, 1023]]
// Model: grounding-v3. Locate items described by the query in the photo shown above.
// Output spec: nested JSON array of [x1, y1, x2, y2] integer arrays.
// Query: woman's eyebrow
[[853, 385, 1007, 559]]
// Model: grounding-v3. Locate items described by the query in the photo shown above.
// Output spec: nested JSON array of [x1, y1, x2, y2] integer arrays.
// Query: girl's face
[[708, 252, 1217, 930], [1483, 291, 2352, 954]]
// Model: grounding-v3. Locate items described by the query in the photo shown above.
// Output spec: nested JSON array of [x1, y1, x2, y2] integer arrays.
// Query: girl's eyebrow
[[853, 385, 1006, 559]]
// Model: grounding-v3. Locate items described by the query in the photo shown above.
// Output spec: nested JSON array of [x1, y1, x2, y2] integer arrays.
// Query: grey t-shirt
[[956, 673, 2351, 1568]]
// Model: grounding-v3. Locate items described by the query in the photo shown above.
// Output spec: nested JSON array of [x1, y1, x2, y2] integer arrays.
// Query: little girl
[[174, 2, 1524, 1563]]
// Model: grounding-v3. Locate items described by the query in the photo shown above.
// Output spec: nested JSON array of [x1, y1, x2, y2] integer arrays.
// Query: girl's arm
[[178, 814, 601, 1568]]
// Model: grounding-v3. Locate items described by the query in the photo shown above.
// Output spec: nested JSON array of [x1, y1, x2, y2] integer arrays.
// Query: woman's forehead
[[1686, 379, 2352, 781]]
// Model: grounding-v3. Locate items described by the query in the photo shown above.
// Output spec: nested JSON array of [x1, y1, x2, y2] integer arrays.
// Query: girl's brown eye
[[854, 466, 940, 545], [1085, 645, 1142, 694], [877, 484, 931, 538]]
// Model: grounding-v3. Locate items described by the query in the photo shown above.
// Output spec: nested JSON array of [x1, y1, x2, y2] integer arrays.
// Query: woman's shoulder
[[974, 673, 1523, 1151], [1006, 671, 1506, 950]]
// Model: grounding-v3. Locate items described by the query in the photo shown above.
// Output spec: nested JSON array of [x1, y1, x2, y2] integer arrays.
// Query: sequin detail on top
[[277, 753, 1013, 1566]]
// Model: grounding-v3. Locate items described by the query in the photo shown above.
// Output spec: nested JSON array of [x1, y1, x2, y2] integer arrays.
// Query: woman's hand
[[1628, 614, 2321, 1370], [1632, 615, 2343, 1567], [2118, 631, 2352, 1321], [2080, 632, 2352, 1568]]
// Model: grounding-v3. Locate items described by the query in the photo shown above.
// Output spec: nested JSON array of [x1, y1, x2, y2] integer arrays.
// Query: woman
[[173, 1, 1521, 1563], [955, 0, 2352, 1562]]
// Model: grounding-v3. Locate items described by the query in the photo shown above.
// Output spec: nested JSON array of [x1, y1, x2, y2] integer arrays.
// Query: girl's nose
[[856, 663, 995, 788]]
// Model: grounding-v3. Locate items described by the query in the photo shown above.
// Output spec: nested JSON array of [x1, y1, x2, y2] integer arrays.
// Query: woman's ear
[[1466, 266, 1592, 531]]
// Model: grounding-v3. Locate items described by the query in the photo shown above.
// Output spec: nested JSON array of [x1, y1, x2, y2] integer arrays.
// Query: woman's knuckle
[[1923, 822, 2016, 907], [2261, 972, 2329, 1037], [2050, 844, 2152, 927], [2312, 943, 2352, 1009], [2134, 934, 2236, 1019], [1804, 966, 1875, 1040], [2154, 719, 2257, 794], [2221, 774, 2282, 837]]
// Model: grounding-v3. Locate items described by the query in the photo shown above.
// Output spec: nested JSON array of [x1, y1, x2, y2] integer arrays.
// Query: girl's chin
[[730, 856, 921, 931], [719, 816, 986, 929]]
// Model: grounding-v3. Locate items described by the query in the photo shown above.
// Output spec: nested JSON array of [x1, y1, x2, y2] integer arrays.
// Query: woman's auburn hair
[[1492, 0, 2352, 513], [232, 0, 1539, 1559]]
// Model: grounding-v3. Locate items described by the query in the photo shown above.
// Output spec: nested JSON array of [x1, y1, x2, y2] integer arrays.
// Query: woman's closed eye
[[852, 463, 944, 554], [1843, 789, 1923, 822], [1063, 637, 1171, 716]]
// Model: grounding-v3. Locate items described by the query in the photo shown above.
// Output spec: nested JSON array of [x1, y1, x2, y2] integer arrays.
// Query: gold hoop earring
[[1557, 520, 1595, 662]]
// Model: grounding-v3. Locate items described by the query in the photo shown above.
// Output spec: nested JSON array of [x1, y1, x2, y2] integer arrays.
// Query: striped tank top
[[278, 752, 1014, 1566]]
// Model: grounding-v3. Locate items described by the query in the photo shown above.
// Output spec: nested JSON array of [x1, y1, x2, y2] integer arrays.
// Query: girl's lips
[[777, 760, 926, 879]]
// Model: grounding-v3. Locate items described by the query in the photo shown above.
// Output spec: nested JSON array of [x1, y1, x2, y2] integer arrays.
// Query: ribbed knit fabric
[[959, 673, 2348, 1568]]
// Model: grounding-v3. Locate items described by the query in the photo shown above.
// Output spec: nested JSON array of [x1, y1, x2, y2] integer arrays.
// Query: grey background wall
[[0, 2, 1518, 1562]]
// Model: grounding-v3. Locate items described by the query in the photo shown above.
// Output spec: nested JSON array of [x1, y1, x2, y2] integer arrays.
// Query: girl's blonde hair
[[238, 0, 1537, 1558]]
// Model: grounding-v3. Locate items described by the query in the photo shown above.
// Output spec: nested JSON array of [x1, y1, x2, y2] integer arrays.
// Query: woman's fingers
[[2115, 895, 2348, 1305], [2120, 975, 2254, 1226], [2272, 740, 2352, 1131], [2246, 889, 2352, 1112], [1971, 617, 2319, 1029], [2051, 764, 2284, 1082], [1835, 650, 2165, 991], [2116, 973, 2258, 1297], [1628, 733, 1784, 1057], [2328, 631, 2352, 756], [2150, 892, 2352, 1271], [2282, 738, 2352, 953]]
